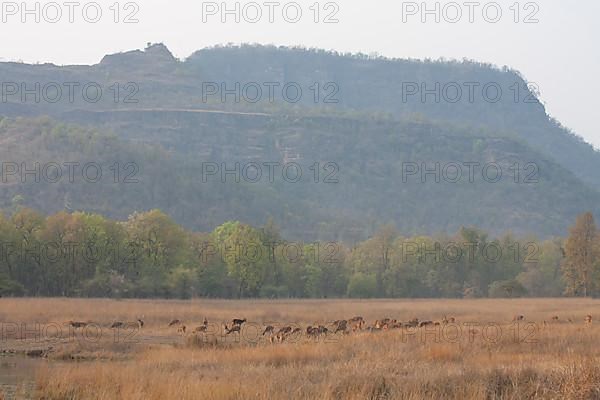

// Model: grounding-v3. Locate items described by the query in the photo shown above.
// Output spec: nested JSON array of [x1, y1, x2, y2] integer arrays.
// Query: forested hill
[[2, 43, 597, 190], [0, 114, 597, 240], [0, 44, 599, 239]]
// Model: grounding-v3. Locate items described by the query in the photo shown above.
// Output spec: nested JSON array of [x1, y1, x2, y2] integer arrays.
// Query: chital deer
[[68, 321, 88, 329], [331, 319, 344, 329], [282, 327, 302, 342], [390, 321, 403, 329], [110, 321, 124, 329], [419, 320, 434, 328], [224, 323, 241, 335], [137, 319, 144, 328], [585, 315, 593, 325], [262, 325, 275, 336], [169, 319, 182, 327], [275, 326, 292, 342], [308, 325, 328, 337], [193, 318, 209, 334], [306, 326, 318, 338], [193, 325, 208, 334], [262, 325, 275, 342], [349, 316, 365, 332], [333, 320, 348, 334], [232, 318, 246, 326]]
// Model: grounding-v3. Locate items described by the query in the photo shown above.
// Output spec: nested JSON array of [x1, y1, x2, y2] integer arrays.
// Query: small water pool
[[0, 355, 46, 399]]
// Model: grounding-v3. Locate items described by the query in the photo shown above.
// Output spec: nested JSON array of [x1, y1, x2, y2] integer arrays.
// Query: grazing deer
[[333, 320, 348, 334], [193, 325, 208, 333], [419, 320, 434, 328], [68, 321, 88, 329], [232, 318, 246, 326], [281, 327, 302, 342], [442, 315, 456, 324], [274, 326, 292, 342], [262, 325, 275, 336], [351, 320, 365, 332], [375, 318, 391, 329], [169, 319, 182, 327], [390, 321, 403, 329], [585, 315, 593, 325], [306, 326, 318, 338], [224, 323, 241, 335], [318, 325, 329, 336], [513, 315, 525, 322], [110, 321, 124, 329], [349, 316, 365, 331], [193, 318, 209, 334], [262, 325, 276, 343], [406, 317, 419, 328]]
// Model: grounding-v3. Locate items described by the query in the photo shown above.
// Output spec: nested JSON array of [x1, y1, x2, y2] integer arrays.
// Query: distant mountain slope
[[186, 45, 600, 190], [0, 44, 599, 238], [0, 115, 597, 240], [1, 44, 598, 191]]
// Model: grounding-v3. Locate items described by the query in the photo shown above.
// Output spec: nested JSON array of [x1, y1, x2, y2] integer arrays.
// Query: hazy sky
[[1, 0, 598, 147]]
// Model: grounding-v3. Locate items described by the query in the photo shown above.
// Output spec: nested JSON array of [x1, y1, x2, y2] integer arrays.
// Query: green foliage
[[0, 273, 25, 296], [347, 273, 378, 298], [0, 209, 588, 300], [488, 280, 528, 298]]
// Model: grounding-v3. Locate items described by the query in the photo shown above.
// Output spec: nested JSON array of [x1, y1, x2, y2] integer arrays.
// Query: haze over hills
[[0, 43, 599, 240]]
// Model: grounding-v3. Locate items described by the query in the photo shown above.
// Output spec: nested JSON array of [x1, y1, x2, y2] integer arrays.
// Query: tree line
[[0, 206, 597, 299]]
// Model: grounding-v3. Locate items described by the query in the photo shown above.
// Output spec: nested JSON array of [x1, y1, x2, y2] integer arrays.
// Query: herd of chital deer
[[64, 314, 594, 342]]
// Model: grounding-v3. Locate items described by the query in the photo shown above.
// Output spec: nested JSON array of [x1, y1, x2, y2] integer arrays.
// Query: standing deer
[[68, 321, 88, 329]]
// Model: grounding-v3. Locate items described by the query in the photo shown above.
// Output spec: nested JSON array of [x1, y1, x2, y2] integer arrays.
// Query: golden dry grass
[[1, 298, 600, 399]]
